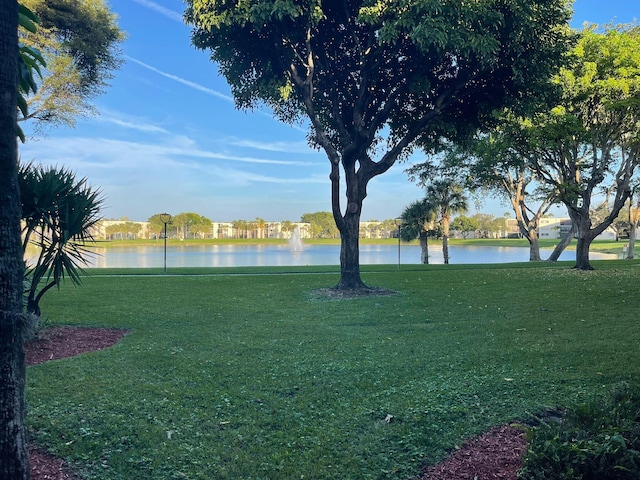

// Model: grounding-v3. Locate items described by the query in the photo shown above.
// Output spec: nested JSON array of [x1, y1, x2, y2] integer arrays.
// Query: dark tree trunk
[[0, 0, 30, 477], [574, 235, 595, 270], [568, 182, 631, 269], [336, 210, 367, 289], [571, 210, 596, 270], [0, 323, 28, 480], [330, 155, 371, 290]]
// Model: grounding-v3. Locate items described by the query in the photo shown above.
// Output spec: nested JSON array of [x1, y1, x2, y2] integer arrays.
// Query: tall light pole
[[394, 218, 402, 270], [159, 213, 171, 273]]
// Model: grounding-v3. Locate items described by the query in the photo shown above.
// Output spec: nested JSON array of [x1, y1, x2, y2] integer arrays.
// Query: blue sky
[[19, 0, 638, 223]]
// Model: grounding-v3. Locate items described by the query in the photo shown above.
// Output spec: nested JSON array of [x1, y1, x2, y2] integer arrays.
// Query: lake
[[86, 244, 617, 268]]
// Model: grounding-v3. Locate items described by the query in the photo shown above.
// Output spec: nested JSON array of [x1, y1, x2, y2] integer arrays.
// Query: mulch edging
[[417, 424, 528, 480]]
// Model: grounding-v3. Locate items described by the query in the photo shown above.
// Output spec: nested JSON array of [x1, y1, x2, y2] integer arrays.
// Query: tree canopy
[[300, 211, 339, 238], [399, 199, 436, 263], [423, 179, 468, 264], [407, 122, 567, 261], [185, 0, 572, 288], [19, 0, 124, 129], [520, 24, 640, 269]]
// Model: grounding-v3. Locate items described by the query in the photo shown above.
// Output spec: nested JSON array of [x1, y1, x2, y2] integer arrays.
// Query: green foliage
[[451, 215, 479, 238], [521, 25, 640, 268], [185, 0, 572, 135], [520, 383, 640, 480], [300, 211, 339, 238], [19, 162, 104, 316], [17, 2, 46, 142], [147, 213, 174, 238], [399, 199, 436, 242], [104, 222, 143, 240], [425, 180, 468, 224], [471, 213, 507, 237], [172, 212, 213, 239], [19, 0, 124, 129]]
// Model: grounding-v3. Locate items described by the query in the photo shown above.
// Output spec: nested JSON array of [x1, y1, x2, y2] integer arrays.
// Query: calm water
[[86, 244, 616, 268]]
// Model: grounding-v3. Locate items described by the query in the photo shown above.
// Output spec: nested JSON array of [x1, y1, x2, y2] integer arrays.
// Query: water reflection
[[86, 244, 616, 268]]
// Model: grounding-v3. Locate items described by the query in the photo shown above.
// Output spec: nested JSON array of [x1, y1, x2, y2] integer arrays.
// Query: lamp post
[[394, 218, 402, 270], [159, 213, 171, 273]]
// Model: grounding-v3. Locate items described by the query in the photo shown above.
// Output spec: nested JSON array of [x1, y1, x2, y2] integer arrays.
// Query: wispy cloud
[[20, 141, 325, 220], [21, 136, 315, 168], [131, 0, 183, 23], [126, 56, 233, 102], [97, 115, 170, 134], [229, 138, 315, 154]]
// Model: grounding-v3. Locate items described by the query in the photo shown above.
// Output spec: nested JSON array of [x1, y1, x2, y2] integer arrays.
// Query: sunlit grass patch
[[28, 261, 640, 479]]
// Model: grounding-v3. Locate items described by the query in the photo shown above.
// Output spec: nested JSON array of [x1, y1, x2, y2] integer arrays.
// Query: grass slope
[[27, 261, 640, 479]]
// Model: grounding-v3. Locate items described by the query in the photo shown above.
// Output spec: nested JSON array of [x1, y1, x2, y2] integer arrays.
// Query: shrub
[[519, 383, 640, 479]]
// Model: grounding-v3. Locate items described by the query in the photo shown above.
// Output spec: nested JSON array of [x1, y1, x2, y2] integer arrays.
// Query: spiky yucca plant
[[19, 162, 103, 316]]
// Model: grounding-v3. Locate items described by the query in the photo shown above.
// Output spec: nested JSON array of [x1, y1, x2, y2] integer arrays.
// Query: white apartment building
[[518, 217, 617, 241], [96, 220, 313, 240]]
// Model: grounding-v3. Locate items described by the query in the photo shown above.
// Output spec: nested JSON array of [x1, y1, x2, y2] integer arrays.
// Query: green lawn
[[28, 261, 640, 479]]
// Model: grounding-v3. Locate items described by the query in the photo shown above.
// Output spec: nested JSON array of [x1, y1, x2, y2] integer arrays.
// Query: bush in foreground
[[520, 383, 640, 479]]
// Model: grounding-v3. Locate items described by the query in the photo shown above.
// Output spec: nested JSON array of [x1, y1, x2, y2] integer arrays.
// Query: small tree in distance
[[148, 213, 174, 240], [301, 211, 339, 239], [399, 199, 436, 264], [425, 180, 469, 264], [451, 215, 478, 239]]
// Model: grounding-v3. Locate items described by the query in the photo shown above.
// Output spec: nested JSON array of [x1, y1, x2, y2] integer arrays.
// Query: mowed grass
[[27, 261, 640, 479]]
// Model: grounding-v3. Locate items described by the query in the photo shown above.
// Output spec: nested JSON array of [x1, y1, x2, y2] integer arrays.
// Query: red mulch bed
[[25, 327, 528, 480], [416, 424, 528, 480]]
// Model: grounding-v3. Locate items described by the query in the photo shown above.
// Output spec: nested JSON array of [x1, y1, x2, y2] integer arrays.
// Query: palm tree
[[280, 220, 294, 238], [232, 219, 248, 238], [400, 199, 436, 264], [19, 163, 104, 316], [425, 180, 469, 264], [254, 217, 266, 239]]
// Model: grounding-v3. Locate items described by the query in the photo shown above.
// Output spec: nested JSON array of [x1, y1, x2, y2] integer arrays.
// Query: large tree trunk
[[572, 212, 596, 270], [442, 234, 449, 264], [331, 162, 367, 290], [0, 1, 30, 477], [574, 235, 594, 270], [336, 210, 366, 289], [528, 230, 541, 261], [568, 178, 632, 269]]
